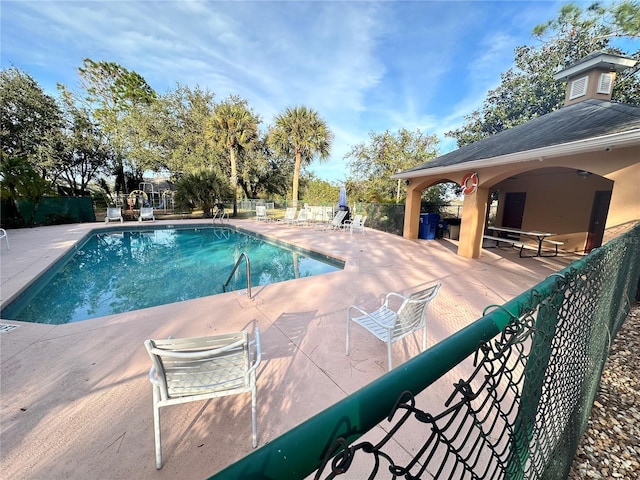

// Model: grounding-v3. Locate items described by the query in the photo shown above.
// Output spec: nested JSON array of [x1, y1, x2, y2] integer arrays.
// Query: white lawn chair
[[0, 228, 8, 250], [138, 207, 155, 222], [292, 208, 310, 227], [348, 215, 367, 235], [255, 205, 270, 222], [277, 207, 297, 224], [105, 207, 123, 223], [346, 283, 441, 371], [323, 210, 347, 230], [144, 328, 261, 469], [342, 214, 361, 232]]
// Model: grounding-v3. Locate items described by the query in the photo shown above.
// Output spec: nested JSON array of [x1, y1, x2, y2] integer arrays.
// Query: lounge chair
[[144, 327, 261, 469], [139, 207, 155, 222], [255, 205, 270, 222], [346, 283, 441, 371], [323, 210, 347, 230], [277, 207, 297, 224], [292, 208, 310, 227], [306, 206, 319, 223], [0, 228, 8, 250], [105, 207, 123, 223]]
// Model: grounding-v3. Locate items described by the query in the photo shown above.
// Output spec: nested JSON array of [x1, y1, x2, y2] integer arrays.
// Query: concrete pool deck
[[0, 219, 580, 479]]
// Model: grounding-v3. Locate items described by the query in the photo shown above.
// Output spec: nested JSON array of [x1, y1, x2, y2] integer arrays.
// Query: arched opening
[[487, 166, 614, 252], [408, 178, 463, 239]]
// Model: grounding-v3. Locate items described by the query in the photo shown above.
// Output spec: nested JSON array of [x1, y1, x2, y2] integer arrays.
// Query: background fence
[[210, 223, 640, 479], [1, 197, 95, 227], [0, 196, 470, 233], [236, 200, 480, 237]]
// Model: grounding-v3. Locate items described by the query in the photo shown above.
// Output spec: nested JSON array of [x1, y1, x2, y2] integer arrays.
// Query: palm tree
[[208, 96, 259, 216], [268, 106, 332, 207]]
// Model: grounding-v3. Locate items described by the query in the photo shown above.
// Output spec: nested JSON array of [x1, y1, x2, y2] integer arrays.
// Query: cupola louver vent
[[569, 76, 588, 99], [597, 72, 614, 94]]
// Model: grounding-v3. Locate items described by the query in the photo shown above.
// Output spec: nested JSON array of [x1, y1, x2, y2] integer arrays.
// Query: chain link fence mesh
[[211, 224, 639, 480]]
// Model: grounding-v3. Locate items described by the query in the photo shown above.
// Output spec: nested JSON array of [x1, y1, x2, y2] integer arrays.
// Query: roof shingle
[[404, 99, 640, 173]]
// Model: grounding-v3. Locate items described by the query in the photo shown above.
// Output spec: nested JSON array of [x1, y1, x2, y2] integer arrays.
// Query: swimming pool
[[1, 225, 344, 324]]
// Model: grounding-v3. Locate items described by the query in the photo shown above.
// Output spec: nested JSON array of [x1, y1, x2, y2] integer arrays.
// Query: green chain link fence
[[210, 223, 640, 479], [1, 197, 96, 226]]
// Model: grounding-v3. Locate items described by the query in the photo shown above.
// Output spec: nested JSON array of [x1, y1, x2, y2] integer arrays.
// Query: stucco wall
[[402, 145, 639, 258], [494, 168, 614, 252], [604, 160, 640, 230]]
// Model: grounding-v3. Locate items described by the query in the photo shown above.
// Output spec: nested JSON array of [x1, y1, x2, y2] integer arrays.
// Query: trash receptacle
[[419, 213, 440, 240], [419, 214, 429, 239], [447, 218, 461, 240], [437, 221, 448, 239]]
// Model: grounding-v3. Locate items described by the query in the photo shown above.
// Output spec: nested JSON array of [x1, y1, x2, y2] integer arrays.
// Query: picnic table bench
[[484, 226, 563, 258]]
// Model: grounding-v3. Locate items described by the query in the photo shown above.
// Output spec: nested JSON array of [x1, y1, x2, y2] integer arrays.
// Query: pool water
[[1, 226, 343, 324]]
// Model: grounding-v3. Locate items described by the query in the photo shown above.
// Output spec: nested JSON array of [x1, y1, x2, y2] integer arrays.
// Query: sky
[[1, 0, 586, 182]]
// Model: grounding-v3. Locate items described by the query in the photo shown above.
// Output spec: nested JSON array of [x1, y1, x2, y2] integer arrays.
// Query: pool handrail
[[222, 252, 252, 299]]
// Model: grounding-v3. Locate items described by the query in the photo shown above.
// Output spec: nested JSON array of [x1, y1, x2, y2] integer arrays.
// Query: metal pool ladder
[[223, 252, 252, 298]]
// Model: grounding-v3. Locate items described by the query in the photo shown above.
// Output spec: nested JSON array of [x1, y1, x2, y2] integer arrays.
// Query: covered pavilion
[[394, 52, 640, 258]]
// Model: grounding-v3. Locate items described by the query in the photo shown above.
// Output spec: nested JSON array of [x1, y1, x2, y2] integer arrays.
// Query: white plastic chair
[[144, 328, 261, 469], [105, 207, 123, 223], [341, 214, 359, 230], [255, 205, 270, 222], [346, 283, 441, 371], [0, 228, 8, 250], [348, 216, 367, 235], [138, 207, 155, 222]]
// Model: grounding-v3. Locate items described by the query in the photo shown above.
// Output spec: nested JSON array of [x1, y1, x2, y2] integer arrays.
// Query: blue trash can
[[419, 214, 429, 239], [419, 213, 440, 239]]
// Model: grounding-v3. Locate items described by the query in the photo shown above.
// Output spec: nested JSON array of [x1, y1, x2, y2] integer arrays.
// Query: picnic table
[[484, 226, 562, 257]]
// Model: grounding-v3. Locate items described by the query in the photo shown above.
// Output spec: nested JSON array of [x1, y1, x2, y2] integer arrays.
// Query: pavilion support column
[[402, 184, 422, 239], [457, 187, 489, 259]]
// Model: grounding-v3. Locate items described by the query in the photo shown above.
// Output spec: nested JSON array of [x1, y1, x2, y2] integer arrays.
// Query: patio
[[0, 219, 579, 479]]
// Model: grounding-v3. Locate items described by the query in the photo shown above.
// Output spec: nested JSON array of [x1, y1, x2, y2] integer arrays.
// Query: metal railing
[[209, 223, 640, 479], [212, 207, 229, 223], [222, 252, 252, 299]]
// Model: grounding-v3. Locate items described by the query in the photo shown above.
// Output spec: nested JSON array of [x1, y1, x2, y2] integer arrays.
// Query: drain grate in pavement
[[0, 323, 19, 333]]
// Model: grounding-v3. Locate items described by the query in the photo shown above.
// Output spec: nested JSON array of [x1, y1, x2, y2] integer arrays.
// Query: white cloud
[[1, 0, 581, 182]]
